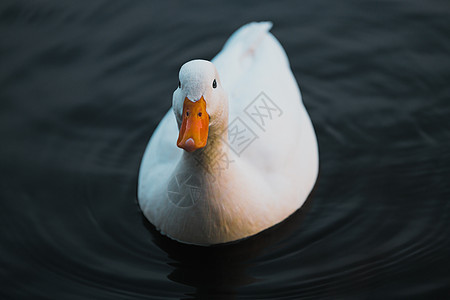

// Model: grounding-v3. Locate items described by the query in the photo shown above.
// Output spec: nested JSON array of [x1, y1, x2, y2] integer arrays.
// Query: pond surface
[[1, 1, 449, 299]]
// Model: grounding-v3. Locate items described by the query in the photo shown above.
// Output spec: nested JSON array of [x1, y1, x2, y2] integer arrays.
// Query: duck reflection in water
[[143, 192, 315, 298]]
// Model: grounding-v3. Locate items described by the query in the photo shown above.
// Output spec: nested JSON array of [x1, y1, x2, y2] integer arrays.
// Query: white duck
[[138, 22, 319, 245]]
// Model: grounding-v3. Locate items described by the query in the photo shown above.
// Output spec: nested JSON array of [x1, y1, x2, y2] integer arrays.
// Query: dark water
[[1, 1, 450, 299]]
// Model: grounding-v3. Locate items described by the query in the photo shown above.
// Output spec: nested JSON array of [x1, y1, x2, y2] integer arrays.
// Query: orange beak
[[177, 96, 209, 152]]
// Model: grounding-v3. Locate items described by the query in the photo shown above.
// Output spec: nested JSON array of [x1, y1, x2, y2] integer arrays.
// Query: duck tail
[[222, 21, 273, 60]]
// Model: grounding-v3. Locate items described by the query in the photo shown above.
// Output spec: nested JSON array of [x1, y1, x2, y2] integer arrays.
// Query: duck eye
[[178, 81, 181, 88], [186, 111, 189, 116], [198, 112, 202, 117], [212, 79, 217, 89]]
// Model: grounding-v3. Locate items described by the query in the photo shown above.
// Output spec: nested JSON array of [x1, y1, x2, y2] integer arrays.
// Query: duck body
[[138, 22, 319, 245]]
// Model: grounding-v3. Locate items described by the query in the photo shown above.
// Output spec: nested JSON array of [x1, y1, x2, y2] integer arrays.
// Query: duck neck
[[181, 115, 232, 180]]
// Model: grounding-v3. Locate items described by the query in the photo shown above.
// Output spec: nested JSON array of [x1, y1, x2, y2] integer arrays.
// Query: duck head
[[173, 60, 228, 152]]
